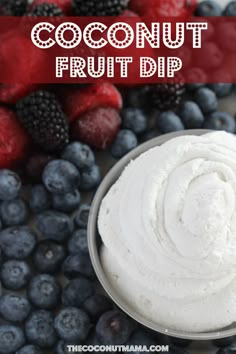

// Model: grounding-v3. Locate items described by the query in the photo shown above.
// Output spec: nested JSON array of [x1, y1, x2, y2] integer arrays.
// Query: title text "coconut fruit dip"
[[98, 131, 236, 332]]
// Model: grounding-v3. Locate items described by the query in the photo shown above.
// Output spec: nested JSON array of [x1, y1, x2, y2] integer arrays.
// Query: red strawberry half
[[0, 107, 30, 168], [129, 0, 197, 17], [72, 107, 122, 150], [0, 84, 38, 105], [63, 83, 123, 123]]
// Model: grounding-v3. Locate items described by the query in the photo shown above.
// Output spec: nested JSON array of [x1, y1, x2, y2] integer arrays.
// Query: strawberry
[[62, 83, 123, 123], [0, 32, 47, 85], [30, 0, 72, 14], [72, 107, 121, 150], [129, 0, 197, 17], [128, 0, 147, 15], [0, 107, 30, 168], [0, 84, 38, 105], [121, 9, 139, 17]]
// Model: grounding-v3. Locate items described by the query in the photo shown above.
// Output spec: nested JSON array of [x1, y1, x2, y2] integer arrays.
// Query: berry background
[[0, 0, 236, 354]]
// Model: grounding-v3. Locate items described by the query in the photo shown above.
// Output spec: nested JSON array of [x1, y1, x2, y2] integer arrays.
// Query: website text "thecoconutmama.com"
[[66, 345, 170, 352]]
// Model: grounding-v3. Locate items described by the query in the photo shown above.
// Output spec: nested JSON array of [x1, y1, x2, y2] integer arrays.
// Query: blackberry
[[29, 3, 64, 16], [149, 79, 186, 111], [16, 91, 69, 152], [0, 0, 28, 16], [72, 0, 129, 16]]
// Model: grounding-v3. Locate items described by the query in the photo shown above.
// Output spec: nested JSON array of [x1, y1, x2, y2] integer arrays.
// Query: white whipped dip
[[98, 131, 236, 332]]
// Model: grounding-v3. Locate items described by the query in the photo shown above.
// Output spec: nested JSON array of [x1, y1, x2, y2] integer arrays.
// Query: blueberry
[[0, 169, 22, 201], [36, 210, 74, 242], [62, 142, 95, 170], [80, 165, 101, 191], [156, 111, 184, 133], [0, 294, 31, 322], [33, 241, 66, 274], [96, 311, 134, 345], [0, 198, 29, 226], [111, 130, 138, 159], [208, 83, 233, 97], [62, 277, 94, 308], [204, 112, 236, 133], [170, 337, 192, 348], [54, 307, 91, 342], [213, 337, 235, 348], [168, 347, 189, 354], [1, 260, 31, 290], [43, 159, 80, 194], [195, 87, 218, 114], [127, 330, 155, 351], [195, 0, 222, 16], [82, 295, 113, 322], [28, 274, 61, 309], [124, 86, 150, 110], [68, 229, 88, 254], [52, 190, 81, 212], [179, 101, 204, 129], [185, 68, 207, 91], [86, 330, 99, 345], [74, 204, 90, 229], [0, 325, 25, 353], [29, 185, 51, 213], [25, 310, 57, 348], [223, 1, 236, 16], [122, 108, 147, 135], [141, 129, 161, 143], [62, 253, 95, 279], [0, 226, 36, 259], [16, 345, 43, 354], [54, 341, 71, 354]]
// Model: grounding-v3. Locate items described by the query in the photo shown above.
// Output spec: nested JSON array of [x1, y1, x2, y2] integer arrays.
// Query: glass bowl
[[88, 129, 236, 340]]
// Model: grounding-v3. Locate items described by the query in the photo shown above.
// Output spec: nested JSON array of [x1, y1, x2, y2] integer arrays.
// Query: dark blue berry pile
[[0, 142, 171, 354]]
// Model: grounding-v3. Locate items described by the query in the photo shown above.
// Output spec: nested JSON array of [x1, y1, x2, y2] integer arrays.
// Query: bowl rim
[[88, 129, 236, 341]]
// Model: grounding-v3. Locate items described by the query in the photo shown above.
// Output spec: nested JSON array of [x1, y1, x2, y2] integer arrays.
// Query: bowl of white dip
[[88, 129, 236, 340]]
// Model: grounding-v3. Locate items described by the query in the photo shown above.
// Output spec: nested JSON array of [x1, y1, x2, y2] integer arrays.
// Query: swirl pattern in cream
[[98, 131, 236, 332]]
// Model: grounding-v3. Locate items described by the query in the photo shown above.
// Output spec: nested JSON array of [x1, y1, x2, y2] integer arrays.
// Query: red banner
[[0, 16, 235, 84]]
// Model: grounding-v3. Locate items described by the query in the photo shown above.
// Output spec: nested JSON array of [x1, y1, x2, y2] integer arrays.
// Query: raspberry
[[72, 108, 121, 150]]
